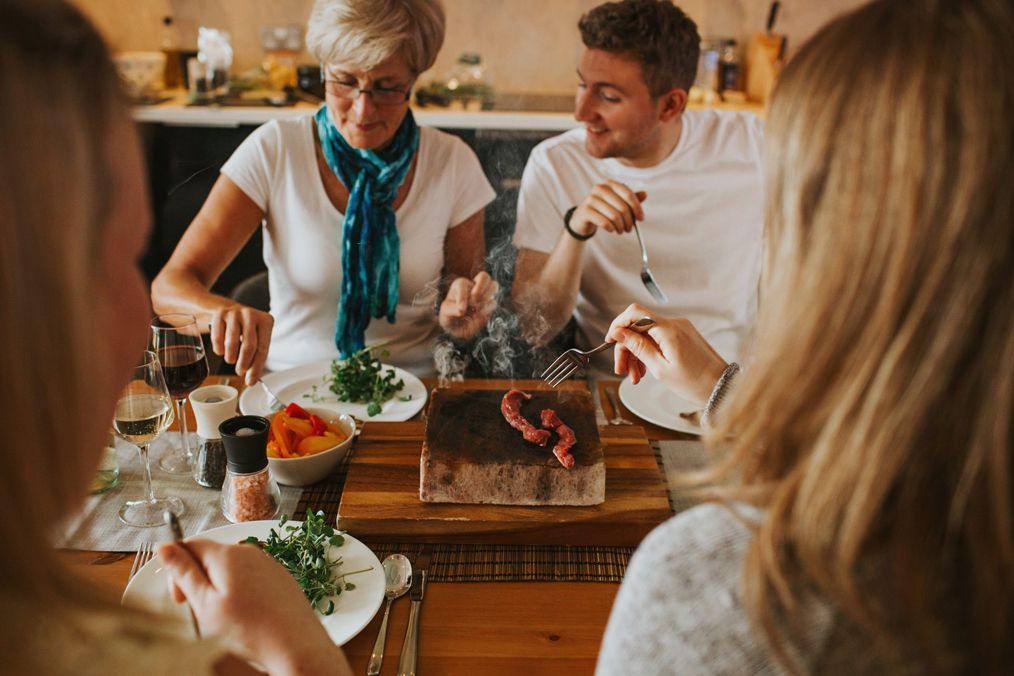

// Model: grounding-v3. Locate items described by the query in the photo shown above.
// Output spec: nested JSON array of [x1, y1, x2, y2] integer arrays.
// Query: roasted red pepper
[[285, 402, 310, 419], [309, 414, 326, 436]]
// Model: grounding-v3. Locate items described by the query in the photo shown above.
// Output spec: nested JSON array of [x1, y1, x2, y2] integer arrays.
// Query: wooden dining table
[[63, 377, 695, 675]]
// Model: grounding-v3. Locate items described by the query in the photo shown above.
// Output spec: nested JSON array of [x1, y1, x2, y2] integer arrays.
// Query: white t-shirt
[[221, 115, 496, 376], [514, 110, 764, 371]]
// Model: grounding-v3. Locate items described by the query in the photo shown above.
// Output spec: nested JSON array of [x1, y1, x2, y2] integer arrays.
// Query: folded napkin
[[58, 433, 301, 552]]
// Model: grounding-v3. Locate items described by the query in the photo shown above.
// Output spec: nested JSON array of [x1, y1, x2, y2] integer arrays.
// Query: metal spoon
[[367, 554, 413, 675]]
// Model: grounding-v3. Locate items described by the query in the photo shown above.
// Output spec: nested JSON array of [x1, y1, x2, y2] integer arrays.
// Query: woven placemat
[[294, 429, 683, 583], [364, 543, 636, 583], [656, 439, 710, 514]]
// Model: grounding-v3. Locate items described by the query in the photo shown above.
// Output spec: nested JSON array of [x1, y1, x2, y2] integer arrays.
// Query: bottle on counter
[[161, 16, 183, 90], [220, 415, 280, 523], [260, 25, 300, 91], [720, 39, 740, 91], [190, 384, 239, 489], [693, 39, 722, 103]]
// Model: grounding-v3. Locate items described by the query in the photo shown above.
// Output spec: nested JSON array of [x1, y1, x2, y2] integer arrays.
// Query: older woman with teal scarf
[[152, 0, 498, 383]]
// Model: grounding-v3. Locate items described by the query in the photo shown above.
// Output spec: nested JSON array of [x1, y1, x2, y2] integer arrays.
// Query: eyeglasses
[[321, 72, 414, 106]]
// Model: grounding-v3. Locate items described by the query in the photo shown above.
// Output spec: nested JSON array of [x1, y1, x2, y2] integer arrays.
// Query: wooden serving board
[[336, 421, 671, 546]]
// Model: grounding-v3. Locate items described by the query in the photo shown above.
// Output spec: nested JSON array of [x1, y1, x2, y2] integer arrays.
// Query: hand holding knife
[[163, 510, 202, 638], [397, 547, 432, 676]]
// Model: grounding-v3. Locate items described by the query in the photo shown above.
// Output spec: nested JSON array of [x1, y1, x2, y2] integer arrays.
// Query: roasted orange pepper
[[270, 413, 294, 458]]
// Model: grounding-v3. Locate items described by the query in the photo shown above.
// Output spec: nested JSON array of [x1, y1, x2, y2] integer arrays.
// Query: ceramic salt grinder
[[189, 385, 238, 489], [219, 415, 280, 523]]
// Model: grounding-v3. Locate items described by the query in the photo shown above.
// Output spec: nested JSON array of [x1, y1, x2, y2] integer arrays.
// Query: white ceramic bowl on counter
[[267, 406, 356, 487], [113, 51, 166, 98]]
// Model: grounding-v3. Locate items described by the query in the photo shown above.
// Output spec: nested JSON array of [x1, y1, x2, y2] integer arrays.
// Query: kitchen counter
[[132, 90, 764, 129]]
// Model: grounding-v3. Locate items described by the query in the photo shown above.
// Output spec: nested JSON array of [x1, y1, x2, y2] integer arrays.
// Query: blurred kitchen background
[[73, 0, 865, 95]]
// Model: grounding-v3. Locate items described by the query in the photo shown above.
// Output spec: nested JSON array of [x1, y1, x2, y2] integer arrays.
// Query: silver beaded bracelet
[[701, 362, 741, 429]]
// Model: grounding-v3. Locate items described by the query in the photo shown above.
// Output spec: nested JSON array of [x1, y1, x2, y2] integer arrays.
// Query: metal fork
[[261, 380, 286, 412], [128, 541, 155, 582], [541, 317, 656, 387], [632, 222, 669, 304]]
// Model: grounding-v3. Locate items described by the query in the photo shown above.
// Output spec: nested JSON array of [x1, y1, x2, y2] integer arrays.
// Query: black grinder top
[[219, 415, 271, 474]]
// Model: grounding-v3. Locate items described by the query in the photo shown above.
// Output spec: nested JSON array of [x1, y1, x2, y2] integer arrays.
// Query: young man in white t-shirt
[[512, 0, 764, 373]]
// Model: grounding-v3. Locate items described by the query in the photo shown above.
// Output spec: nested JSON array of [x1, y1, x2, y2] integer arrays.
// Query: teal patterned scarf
[[315, 106, 419, 358]]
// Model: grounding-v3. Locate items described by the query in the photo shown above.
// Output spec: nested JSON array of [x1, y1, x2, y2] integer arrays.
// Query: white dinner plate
[[122, 521, 385, 645], [240, 359, 428, 421], [618, 372, 703, 436]]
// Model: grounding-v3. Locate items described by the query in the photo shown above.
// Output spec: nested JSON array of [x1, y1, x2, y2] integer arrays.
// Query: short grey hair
[[306, 0, 446, 75]]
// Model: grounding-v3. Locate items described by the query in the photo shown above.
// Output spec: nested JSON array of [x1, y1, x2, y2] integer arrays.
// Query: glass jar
[[193, 437, 227, 488], [90, 431, 120, 494], [220, 466, 281, 523], [444, 53, 493, 110], [196, 27, 232, 98]]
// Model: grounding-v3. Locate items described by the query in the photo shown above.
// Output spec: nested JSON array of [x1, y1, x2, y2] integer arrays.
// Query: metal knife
[[396, 547, 432, 676]]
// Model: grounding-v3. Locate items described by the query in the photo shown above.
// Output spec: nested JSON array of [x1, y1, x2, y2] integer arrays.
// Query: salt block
[[420, 389, 606, 506]]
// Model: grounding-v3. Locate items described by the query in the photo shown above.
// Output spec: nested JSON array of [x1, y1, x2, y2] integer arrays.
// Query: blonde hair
[[705, 0, 1014, 672], [0, 0, 167, 669], [306, 0, 445, 75]]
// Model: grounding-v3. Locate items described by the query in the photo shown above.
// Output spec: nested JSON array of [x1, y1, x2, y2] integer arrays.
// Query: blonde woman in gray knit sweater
[[598, 0, 1014, 673]]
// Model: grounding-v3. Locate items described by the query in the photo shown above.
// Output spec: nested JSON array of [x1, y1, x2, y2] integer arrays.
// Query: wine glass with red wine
[[151, 314, 209, 474]]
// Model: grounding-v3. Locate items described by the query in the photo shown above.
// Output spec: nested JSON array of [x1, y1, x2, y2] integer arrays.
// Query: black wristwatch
[[564, 206, 594, 241]]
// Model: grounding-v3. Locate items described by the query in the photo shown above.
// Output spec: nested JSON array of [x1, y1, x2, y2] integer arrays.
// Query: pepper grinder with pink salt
[[219, 416, 281, 523]]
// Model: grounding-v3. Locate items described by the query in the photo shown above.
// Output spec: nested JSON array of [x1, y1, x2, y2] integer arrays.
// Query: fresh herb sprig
[[245, 511, 372, 616], [304, 346, 407, 417]]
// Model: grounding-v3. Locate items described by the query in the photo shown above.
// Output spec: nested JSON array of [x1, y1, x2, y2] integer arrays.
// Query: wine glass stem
[[176, 397, 191, 462], [137, 443, 156, 504]]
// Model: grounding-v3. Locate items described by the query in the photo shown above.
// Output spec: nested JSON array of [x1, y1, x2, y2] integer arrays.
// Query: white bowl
[[113, 51, 167, 98], [267, 407, 356, 487]]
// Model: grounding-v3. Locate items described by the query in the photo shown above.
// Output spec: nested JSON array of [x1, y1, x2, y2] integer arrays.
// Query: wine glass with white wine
[[113, 350, 183, 527]]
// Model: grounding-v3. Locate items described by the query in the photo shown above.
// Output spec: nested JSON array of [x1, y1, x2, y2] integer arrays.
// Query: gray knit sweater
[[595, 503, 924, 675]]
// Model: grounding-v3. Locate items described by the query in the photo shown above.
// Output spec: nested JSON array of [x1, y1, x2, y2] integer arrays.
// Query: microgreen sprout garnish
[[303, 346, 405, 417], [244, 511, 373, 616]]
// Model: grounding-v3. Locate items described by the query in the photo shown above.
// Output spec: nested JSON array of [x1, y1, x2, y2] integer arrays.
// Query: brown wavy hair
[[578, 0, 700, 96], [704, 0, 1014, 672]]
